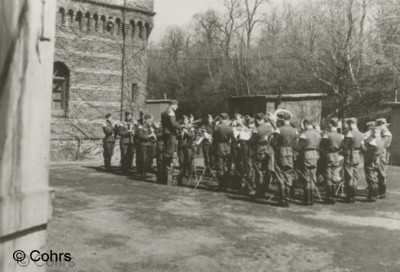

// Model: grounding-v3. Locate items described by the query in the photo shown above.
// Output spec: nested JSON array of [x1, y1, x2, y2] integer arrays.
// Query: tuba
[[267, 109, 293, 130]]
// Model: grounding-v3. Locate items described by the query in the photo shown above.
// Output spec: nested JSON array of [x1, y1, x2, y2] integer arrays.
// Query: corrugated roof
[[229, 93, 327, 100]]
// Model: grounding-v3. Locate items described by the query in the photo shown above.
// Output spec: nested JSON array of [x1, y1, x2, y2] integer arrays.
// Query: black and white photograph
[[1, 0, 400, 271]]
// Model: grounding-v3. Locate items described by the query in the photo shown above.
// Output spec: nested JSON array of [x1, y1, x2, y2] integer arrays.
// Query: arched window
[[67, 9, 74, 27], [85, 12, 91, 32], [52, 62, 70, 116], [101, 15, 106, 33], [107, 17, 114, 33], [116, 18, 122, 35], [145, 22, 151, 40], [93, 14, 99, 32], [137, 21, 143, 40], [75, 11, 83, 31], [59, 7, 66, 26], [130, 20, 135, 38]]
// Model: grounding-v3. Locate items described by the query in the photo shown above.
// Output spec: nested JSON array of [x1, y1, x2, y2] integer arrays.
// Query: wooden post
[[0, 0, 56, 271]]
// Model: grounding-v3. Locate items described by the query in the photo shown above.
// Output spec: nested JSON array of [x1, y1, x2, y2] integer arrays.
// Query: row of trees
[[147, 0, 400, 124]]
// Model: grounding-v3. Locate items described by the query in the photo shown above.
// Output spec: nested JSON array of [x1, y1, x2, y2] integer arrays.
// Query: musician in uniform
[[177, 115, 197, 178], [213, 113, 234, 192], [201, 114, 215, 176], [232, 114, 251, 192], [296, 119, 321, 206], [362, 125, 385, 202], [136, 114, 157, 179], [342, 118, 364, 203], [320, 117, 343, 204], [117, 111, 136, 174], [161, 100, 182, 184], [102, 113, 116, 172], [251, 113, 274, 196], [376, 118, 392, 198], [154, 122, 164, 182], [366, 121, 376, 134], [270, 110, 297, 207]]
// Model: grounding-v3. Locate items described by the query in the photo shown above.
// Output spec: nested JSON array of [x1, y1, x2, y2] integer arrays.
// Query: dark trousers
[[103, 141, 115, 170], [120, 143, 134, 173], [252, 147, 270, 194], [156, 141, 164, 177], [178, 146, 194, 175], [364, 157, 379, 199], [137, 144, 153, 175], [163, 134, 176, 158], [202, 143, 214, 169], [162, 134, 177, 179], [215, 143, 231, 190], [299, 162, 318, 204]]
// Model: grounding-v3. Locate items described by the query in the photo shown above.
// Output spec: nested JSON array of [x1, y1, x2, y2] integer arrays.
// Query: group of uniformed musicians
[[102, 99, 392, 207]]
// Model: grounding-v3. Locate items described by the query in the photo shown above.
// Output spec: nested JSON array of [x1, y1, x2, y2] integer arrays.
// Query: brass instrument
[[146, 122, 157, 141]]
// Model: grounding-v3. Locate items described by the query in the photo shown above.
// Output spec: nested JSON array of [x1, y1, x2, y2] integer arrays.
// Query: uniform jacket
[[117, 120, 135, 145], [271, 124, 297, 169], [102, 121, 116, 143], [202, 123, 216, 145], [213, 122, 234, 156], [296, 128, 321, 168], [136, 124, 157, 147], [161, 107, 182, 136], [320, 129, 343, 166], [343, 129, 364, 166], [252, 123, 274, 146], [178, 126, 197, 147]]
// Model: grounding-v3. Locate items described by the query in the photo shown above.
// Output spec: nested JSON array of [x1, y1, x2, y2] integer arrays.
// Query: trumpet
[[146, 122, 157, 141]]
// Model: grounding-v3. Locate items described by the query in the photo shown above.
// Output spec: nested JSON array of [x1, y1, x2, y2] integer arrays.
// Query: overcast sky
[[150, 0, 226, 43]]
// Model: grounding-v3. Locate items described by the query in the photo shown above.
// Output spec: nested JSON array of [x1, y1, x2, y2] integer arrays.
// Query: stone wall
[[51, 0, 154, 161]]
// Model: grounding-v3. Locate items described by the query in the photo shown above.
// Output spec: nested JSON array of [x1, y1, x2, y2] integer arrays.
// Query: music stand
[[335, 181, 346, 197], [193, 165, 218, 190], [188, 160, 200, 184], [313, 180, 322, 201]]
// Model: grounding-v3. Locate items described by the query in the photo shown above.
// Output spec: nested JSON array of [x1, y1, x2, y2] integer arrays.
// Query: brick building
[[51, 0, 154, 160]]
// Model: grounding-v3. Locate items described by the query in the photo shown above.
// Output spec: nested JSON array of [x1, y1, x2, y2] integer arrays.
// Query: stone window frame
[[131, 83, 139, 102], [52, 62, 70, 117]]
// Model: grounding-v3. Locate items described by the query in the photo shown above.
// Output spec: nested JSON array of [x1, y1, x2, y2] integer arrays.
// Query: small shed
[[145, 99, 171, 123], [383, 102, 400, 165], [228, 93, 327, 125]]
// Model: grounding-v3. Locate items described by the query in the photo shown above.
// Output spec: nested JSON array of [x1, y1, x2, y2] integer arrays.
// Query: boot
[[378, 184, 386, 199], [310, 188, 314, 206], [325, 185, 331, 204], [284, 187, 291, 200], [279, 187, 286, 207], [346, 186, 352, 203], [290, 187, 296, 199], [350, 186, 356, 203], [303, 188, 310, 206], [368, 185, 377, 202], [330, 185, 336, 205]]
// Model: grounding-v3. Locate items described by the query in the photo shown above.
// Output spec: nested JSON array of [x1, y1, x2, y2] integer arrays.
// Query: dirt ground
[[46, 161, 400, 272]]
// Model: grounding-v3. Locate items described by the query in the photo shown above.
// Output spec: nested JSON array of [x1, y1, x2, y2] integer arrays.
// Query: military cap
[[105, 113, 112, 118], [255, 113, 264, 120], [169, 99, 179, 105], [346, 117, 357, 124], [144, 114, 152, 120], [329, 117, 339, 127], [376, 118, 388, 126], [366, 121, 376, 127], [125, 111, 131, 116], [277, 111, 291, 121], [302, 119, 313, 127], [220, 113, 229, 120]]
